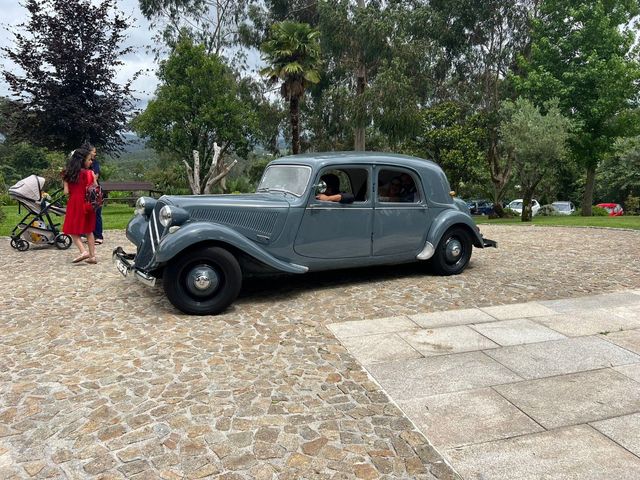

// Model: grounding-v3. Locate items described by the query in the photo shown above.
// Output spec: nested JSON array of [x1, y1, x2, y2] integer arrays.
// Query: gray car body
[[124, 152, 488, 277]]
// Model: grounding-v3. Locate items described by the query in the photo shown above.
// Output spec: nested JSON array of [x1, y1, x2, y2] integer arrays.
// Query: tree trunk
[[521, 190, 534, 222], [487, 136, 512, 217], [290, 95, 300, 154], [354, 64, 366, 151], [581, 165, 596, 216], [353, 0, 366, 151]]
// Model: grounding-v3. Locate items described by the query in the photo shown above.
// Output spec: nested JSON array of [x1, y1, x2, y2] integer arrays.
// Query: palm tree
[[260, 21, 321, 154]]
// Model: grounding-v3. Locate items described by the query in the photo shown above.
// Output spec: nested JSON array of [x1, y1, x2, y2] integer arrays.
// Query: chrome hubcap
[[445, 238, 463, 263], [186, 265, 219, 297]]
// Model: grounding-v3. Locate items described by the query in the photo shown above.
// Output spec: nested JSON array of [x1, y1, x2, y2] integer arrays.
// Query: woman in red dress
[[62, 147, 98, 264]]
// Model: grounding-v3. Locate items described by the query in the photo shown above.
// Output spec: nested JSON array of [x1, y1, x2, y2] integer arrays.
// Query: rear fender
[[428, 210, 484, 248], [155, 222, 308, 274]]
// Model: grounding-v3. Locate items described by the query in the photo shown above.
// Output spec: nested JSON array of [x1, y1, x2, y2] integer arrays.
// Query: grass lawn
[[0, 203, 135, 236], [474, 214, 640, 230], [2, 202, 639, 236]]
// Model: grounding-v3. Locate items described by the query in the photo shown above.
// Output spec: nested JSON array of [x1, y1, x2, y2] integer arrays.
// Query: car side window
[[314, 168, 368, 204], [377, 169, 420, 203]]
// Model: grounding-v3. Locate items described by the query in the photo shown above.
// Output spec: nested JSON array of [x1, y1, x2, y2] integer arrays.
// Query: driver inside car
[[315, 173, 355, 204]]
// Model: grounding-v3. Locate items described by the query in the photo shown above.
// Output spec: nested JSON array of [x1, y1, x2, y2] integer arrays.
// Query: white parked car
[[507, 199, 541, 216], [552, 201, 576, 215]]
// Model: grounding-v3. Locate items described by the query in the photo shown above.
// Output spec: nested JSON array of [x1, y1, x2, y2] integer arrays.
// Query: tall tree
[[500, 98, 571, 221], [515, 0, 640, 215], [2, 0, 136, 154], [132, 37, 257, 194], [260, 21, 321, 154], [139, 0, 255, 57]]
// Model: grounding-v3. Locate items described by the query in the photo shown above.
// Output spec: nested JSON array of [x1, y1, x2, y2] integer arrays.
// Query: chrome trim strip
[[306, 206, 372, 210], [416, 241, 435, 260], [135, 270, 157, 287], [289, 263, 309, 273], [150, 211, 159, 253]]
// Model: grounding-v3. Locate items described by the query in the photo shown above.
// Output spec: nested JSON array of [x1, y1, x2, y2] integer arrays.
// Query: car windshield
[[553, 203, 571, 211], [509, 201, 522, 209], [257, 165, 312, 197]]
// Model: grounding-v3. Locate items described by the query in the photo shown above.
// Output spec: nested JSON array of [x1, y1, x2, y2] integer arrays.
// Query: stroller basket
[[8, 175, 71, 252]]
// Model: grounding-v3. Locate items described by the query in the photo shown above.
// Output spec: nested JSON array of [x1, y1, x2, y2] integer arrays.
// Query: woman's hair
[[80, 142, 95, 152], [62, 147, 91, 183]]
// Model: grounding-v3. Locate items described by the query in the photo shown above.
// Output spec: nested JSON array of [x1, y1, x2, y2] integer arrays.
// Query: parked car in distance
[[596, 203, 624, 216], [466, 199, 495, 216], [506, 199, 541, 216], [551, 201, 576, 215], [113, 152, 497, 315]]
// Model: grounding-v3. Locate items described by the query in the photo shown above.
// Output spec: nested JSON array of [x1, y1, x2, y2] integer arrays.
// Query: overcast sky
[[0, 0, 160, 107]]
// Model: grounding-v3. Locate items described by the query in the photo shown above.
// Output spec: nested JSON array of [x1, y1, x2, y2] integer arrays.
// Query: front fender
[[428, 210, 484, 248], [155, 222, 308, 274]]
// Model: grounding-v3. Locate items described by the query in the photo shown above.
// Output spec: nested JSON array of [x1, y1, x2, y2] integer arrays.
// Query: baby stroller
[[8, 174, 72, 252]]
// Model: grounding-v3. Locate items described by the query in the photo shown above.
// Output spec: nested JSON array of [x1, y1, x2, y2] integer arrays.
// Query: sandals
[[85, 256, 98, 264], [72, 252, 90, 263], [95, 239, 103, 245]]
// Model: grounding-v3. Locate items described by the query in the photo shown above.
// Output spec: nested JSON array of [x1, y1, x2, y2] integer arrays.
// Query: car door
[[373, 167, 428, 256], [293, 166, 373, 258]]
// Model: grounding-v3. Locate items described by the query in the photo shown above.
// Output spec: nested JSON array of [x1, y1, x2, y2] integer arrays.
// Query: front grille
[[191, 208, 279, 236]]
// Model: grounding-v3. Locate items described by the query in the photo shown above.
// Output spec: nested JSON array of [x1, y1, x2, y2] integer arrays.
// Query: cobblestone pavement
[[1, 225, 639, 479]]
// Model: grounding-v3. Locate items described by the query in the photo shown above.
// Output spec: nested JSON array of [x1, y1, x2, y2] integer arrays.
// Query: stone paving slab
[[397, 326, 500, 357], [470, 319, 566, 346], [445, 425, 640, 480], [479, 302, 557, 320], [600, 329, 640, 354], [484, 336, 640, 379], [493, 368, 640, 429], [397, 388, 544, 449], [614, 364, 640, 383], [590, 412, 640, 457], [539, 291, 640, 314], [337, 333, 422, 366], [533, 310, 640, 337], [409, 309, 495, 329], [368, 353, 523, 401], [327, 316, 418, 338]]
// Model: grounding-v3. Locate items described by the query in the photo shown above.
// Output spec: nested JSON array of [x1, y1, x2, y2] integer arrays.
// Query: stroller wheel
[[10, 237, 19, 249], [55, 234, 72, 250], [16, 239, 30, 252]]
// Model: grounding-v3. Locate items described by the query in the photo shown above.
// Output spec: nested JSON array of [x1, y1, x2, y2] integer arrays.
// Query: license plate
[[115, 258, 129, 277]]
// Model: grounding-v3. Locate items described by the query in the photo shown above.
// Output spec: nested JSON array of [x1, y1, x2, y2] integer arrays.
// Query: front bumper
[[482, 238, 498, 248], [112, 246, 157, 287]]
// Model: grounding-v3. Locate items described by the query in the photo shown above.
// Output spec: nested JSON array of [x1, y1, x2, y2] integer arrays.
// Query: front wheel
[[55, 234, 72, 250], [163, 246, 242, 315], [431, 227, 472, 276]]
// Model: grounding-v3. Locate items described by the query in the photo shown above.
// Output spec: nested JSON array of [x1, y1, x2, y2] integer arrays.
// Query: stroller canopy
[[9, 175, 46, 202]]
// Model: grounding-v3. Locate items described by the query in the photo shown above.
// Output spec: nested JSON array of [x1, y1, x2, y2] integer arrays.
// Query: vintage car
[[113, 152, 497, 315]]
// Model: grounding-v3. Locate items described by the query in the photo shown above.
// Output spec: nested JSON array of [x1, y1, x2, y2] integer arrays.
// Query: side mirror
[[314, 180, 327, 194]]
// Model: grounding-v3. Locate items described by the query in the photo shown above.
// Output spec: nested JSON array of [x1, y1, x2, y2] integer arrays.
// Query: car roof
[[269, 151, 441, 173], [552, 201, 572, 205], [597, 203, 618, 207]]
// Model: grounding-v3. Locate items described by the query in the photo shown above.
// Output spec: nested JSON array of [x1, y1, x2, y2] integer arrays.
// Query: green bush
[[537, 204, 558, 216], [225, 176, 253, 193], [625, 194, 640, 215], [591, 206, 609, 216]]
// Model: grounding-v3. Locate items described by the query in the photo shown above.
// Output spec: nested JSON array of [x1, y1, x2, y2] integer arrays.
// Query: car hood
[[160, 193, 291, 245], [162, 193, 292, 209]]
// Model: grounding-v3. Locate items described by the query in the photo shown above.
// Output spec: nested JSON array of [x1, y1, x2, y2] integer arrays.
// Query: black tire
[[431, 227, 472, 276], [163, 246, 242, 315], [16, 239, 30, 252], [10, 237, 19, 250], [55, 234, 72, 250]]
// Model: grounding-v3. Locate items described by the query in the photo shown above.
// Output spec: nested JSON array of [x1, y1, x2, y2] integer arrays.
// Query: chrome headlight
[[159, 205, 173, 227], [135, 197, 156, 216], [158, 205, 189, 228]]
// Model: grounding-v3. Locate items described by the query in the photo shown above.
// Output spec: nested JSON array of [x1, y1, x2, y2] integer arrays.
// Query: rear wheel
[[54, 234, 72, 250], [163, 246, 242, 315], [431, 227, 472, 276]]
